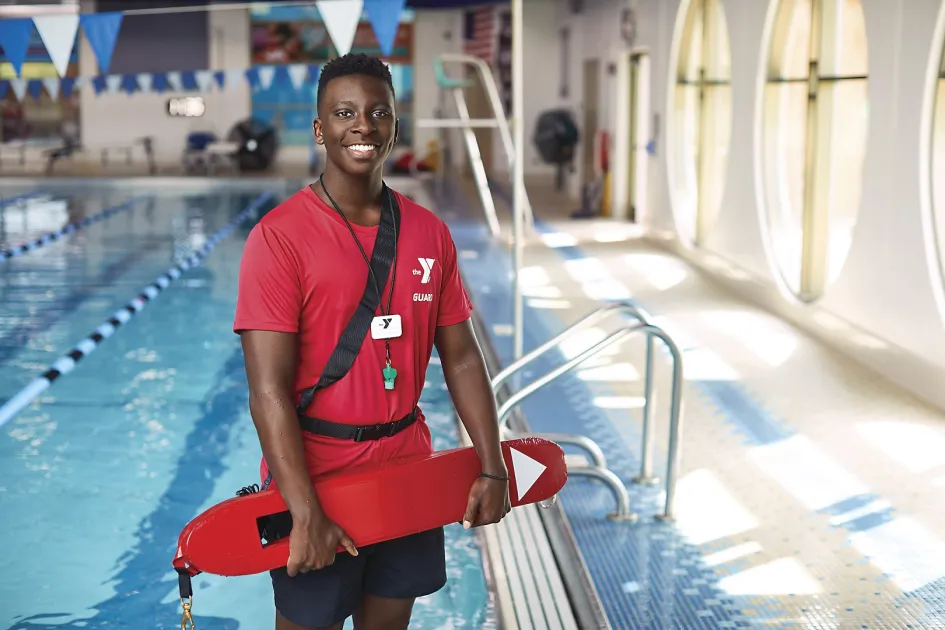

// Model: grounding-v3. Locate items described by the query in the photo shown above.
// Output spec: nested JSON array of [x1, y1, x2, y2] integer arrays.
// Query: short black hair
[[316, 52, 396, 107]]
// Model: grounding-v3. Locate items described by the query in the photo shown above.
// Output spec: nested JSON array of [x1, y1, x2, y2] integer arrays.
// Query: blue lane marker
[[1, 194, 153, 263], [0, 235, 167, 368], [0, 191, 276, 429]]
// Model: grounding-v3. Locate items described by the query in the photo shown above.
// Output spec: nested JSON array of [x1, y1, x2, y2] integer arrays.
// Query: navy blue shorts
[[269, 526, 447, 628]]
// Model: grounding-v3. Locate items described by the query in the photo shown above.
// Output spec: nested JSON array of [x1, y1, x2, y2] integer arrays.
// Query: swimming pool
[[0, 181, 497, 630]]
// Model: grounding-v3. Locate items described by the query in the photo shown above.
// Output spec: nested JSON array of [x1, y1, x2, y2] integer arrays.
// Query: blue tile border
[[430, 178, 942, 629]]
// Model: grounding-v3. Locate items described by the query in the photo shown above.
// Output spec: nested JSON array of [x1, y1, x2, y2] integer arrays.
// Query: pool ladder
[[492, 301, 684, 522]]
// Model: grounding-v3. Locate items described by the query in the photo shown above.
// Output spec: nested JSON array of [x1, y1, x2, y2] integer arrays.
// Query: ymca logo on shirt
[[413, 257, 435, 302], [415, 258, 435, 283]]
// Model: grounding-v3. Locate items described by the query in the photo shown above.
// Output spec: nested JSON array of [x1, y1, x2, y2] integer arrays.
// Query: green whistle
[[382, 364, 398, 390]]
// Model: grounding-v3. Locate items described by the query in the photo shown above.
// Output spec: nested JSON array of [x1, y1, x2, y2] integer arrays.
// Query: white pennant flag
[[33, 15, 80, 78], [226, 69, 244, 91], [316, 0, 363, 56], [42, 77, 60, 100], [258, 66, 275, 90], [10, 79, 27, 102], [288, 64, 308, 89], [105, 74, 122, 94], [137, 73, 153, 93], [167, 71, 183, 92], [195, 70, 214, 92]]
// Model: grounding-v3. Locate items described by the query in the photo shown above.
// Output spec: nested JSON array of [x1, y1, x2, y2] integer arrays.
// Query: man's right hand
[[286, 513, 359, 576]]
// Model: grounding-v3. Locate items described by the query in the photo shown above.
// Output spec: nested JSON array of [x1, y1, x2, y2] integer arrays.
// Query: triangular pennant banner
[[28, 80, 42, 101], [91, 75, 106, 95], [288, 64, 308, 89], [316, 0, 364, 56], [0, 81, 8, 101], [258, 65, 275, 90], [226, 69, 243, 91], [152, 73, 168, 93], [9, 78, 27, 102], [42, 77, 60, 100], [137, 73, 153, 93], [0, 18, 33, 77], [105, 74, 122, 93], [166, 71, 183, 92], [33, 15, 80, 78], [363, 0, 406, 57], [121, 74, 138, 94], [79, 12, 123, 75], [244, 66, 259, 89], [213, 70, 226, 89], [61, 77, 75, 98], [194, 70, 214, 92]]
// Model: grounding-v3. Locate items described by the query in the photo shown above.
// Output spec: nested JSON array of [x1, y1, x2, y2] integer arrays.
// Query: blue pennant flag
[[245, 66, 260, 89], [28, 79, 42, 100], [121, 74, 138, 94], [61, 77, 76, 99], [152, 73, 168, 93], [0, 18, 34, 77], [0, 80, 8, 101], [79, 12, 123, 75], [363, 0, 406, 57], [213, 70, 226, 89], [91, 76, 107, 95]]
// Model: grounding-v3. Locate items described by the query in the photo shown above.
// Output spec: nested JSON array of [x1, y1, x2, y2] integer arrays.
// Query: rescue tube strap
[[296, 183, 401, 414], [298, 407, 419, 441]]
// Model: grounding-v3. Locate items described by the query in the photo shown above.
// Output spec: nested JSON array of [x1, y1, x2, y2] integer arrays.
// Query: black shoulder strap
[[296, 185, 400, 413]]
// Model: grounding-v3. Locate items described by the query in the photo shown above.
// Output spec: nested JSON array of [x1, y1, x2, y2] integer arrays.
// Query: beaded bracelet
[[478, 472, 510, 482]]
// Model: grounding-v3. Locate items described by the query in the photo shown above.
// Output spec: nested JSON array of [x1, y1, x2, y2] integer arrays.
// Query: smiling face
[[314, 73, 398, 178]]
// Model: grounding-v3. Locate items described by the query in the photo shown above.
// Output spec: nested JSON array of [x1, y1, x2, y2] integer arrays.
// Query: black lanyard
[[318, 174, 399, 381]]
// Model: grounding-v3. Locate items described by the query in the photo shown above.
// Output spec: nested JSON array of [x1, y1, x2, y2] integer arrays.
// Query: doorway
[[581, 58, 600, 187], [613, 49, 650, 223]]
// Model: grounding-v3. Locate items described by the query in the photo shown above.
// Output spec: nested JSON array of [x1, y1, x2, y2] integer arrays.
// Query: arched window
[[761, 0, 869, 302], [669, 0, 732, 246], [932, 22, 945, 285]]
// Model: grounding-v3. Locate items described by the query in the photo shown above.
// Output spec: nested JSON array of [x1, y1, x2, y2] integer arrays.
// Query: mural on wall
[[0, 24, 80, 143], [248, 5, 414, 147], [251, 19, 413, 65]]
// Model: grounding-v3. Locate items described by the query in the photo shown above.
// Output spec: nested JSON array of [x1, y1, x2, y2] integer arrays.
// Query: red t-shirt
[[233, 185, 473, 482]]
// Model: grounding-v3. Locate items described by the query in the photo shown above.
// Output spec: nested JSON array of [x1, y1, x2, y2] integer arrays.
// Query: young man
[[233, 53, 511, 630]]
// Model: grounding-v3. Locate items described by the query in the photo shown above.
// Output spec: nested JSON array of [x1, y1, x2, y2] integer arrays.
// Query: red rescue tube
[[173, 437, 567, 578]]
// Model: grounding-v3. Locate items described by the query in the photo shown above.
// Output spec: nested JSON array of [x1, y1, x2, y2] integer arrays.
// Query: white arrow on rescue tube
[[510, 447, 547, 501]]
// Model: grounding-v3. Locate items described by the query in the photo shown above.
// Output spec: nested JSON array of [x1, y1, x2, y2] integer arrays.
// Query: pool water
[[0, 185, 496, 630]]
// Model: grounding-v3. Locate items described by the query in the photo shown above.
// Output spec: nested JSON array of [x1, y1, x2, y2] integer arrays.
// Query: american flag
[[463, 6, 496, 64]]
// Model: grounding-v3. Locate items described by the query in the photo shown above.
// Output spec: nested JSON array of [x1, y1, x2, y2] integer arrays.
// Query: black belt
[[298, 407, 419, 442]]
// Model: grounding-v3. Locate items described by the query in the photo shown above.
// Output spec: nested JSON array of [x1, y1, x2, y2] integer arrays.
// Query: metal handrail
[[437, 53, 534, 228], [567, 467, 637, 522], [497, 324, 643, 428], [495, 318, 685, 521], [491, 300, 660, 483]]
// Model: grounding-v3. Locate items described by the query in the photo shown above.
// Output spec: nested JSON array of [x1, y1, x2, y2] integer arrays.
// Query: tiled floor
[[416, 175, 945, 629]]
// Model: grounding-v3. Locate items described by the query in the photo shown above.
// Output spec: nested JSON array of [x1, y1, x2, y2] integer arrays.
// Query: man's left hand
[[463, 473, 512, 528]]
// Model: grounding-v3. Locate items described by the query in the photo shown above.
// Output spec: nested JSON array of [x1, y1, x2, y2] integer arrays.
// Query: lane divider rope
[[1, 194, 154, 262], [0, 189, 276, 429]]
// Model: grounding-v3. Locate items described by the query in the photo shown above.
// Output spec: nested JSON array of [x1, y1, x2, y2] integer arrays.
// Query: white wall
[[78, 6, 251, 166], [594, 0, 945, 412]]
